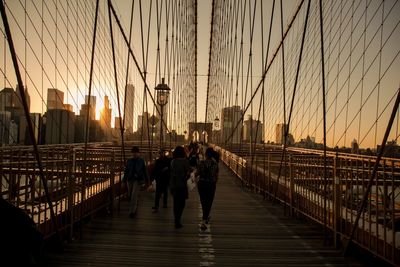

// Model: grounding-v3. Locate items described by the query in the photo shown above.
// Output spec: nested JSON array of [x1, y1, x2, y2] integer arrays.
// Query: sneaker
[[152, 208, 158, 213], [200, 222, 207, 231], [152, 206, 158, 210], [129, 212, 136, 218]]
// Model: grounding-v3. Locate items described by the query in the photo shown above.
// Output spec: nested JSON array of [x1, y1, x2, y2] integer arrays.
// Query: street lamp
[[214, 116, 220, 130], [214, 116, 220, 144], [155, 78, 171, 149]]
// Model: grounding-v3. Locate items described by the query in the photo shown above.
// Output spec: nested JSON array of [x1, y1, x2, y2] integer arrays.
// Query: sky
[[112, 0, 212, 123], [2, 0, 399, 148]]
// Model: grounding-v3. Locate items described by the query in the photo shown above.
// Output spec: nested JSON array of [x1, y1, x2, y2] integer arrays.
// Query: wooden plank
[[43, 164, 373, 267]]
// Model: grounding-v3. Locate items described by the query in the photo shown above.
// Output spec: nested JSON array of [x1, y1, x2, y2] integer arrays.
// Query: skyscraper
[[115, 117, 122, 129], [81, 95, 96, 121], [85, 95, 97, 109], [0, 86, 30, 145], [124, 84, 135, 133], [275, 123, 287, 144], [44, 109, 75, 144], [221, 106, 243, 143], [243, 115, 264, 143], [137, 112, 150, 139], [0, 111, 11, 146], [47, 88, 64, 110], [100, 96, 112, 139]]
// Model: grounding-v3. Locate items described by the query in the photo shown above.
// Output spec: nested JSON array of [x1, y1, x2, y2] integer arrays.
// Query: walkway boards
[[44, 164, 371, 267]]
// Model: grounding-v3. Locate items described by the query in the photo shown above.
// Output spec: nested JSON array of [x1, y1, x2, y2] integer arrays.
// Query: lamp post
[[155, 78, 170, 149], [214, 116, 220, 144], [214, 116, 220, 129]]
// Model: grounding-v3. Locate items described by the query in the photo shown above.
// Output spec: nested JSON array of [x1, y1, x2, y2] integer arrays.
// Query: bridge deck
[[44, 164, 372, 267]]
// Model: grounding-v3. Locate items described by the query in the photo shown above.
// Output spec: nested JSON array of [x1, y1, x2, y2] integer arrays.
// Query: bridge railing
[[0, 144, 150, 239], [1, 141, 179, 240], [212, 144, 400, 266]]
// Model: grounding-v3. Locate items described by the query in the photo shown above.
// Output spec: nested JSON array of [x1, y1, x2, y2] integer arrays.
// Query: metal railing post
[[68, 148, 76, 241], [268, 153, 271, 199], [289, 154, 294, 217], [110, 149, 115, 216], [333, 153, 341, 248]]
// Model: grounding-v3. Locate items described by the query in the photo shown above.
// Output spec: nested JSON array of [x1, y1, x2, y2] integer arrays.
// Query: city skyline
[[1, 84, 399, 151], [1, 1, 399, 149]]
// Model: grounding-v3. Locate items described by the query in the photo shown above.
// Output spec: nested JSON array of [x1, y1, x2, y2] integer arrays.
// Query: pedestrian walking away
[[151, 149, 171, 212], [170, 146, 191, 229], [197, 147, 219, 230], [123, 146, 149, 218]]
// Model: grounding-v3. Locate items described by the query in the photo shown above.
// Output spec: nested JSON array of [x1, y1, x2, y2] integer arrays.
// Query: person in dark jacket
[[123, 146, 149, 218], [151, 149, 171, 212], [170, 146, 191, 228], [188, 142, 199, 167], [197, 147, 219, 230], [0, 197, 44, 265]]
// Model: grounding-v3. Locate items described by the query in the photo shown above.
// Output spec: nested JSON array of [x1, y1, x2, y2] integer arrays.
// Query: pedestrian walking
[[123, 146, 149, 218], [170, 146, 191, 229], [197, 147, 219, 230], [151, 149, 171, 212]]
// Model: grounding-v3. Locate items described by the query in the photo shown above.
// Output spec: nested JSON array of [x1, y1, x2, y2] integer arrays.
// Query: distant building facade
[[0, 86, 30, 145], [47, 88, 64, 110], [243, 115, 264, 143], [275, 123, 287, 144], [100, 96, 112, 139], [124, 84, 135, 133], [44, 109, 75, 144], [221, 106, 243, 143]]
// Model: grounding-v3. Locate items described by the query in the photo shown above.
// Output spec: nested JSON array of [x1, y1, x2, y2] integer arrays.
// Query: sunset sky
[[1, 0, 399, 148]]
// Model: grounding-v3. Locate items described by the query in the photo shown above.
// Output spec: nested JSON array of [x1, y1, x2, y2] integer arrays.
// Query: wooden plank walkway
[[43, 164, 374, 267]]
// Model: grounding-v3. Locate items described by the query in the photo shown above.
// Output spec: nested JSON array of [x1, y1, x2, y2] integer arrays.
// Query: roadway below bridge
[[42, 163, 377, 267]]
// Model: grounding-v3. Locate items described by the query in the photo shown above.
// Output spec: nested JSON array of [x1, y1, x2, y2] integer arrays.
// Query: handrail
[[212, 144, 400, 266]]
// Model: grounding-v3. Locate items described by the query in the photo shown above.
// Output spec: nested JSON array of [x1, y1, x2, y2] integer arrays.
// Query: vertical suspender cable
[[108, 0, 126, 166], [274, 0, 311, 201], [319, 0, 328, 244], [194, 0, 198, 127], [205, 0, 216, 130], [223, 0, 306, 145], [82, 0, 100, 202], [280, 0, 287, 140], [0, 0, 60, 240], [122, 0, 136, 163], [344, 88, 400, 255]]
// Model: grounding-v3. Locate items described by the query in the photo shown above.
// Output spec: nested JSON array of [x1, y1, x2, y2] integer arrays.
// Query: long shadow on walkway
[[43, 164, 373, 267]]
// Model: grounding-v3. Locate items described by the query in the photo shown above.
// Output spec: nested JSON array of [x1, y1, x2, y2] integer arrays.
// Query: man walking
[[124, 146, 148, 218], [151, 149, 171, 212]]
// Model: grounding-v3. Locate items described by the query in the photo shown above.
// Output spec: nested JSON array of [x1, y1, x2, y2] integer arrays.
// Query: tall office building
[[100, 96, 112, 139], [0, 111, 11, 146], [114, 117, 122, 129], [80, 104, 96, 121], [243, 115, 264, 143], [85, 95, 97, 110], [81, 95, 96, 121], [124, 84, 135, 133], [26, 113, 42, 145], [47, 88, 64, 110], [45, 109, 75, 144], [275, 123, 287, 144], [137, 112, 150, 139], [0, 86, 30, 145], [221, 106, 243, 143]]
